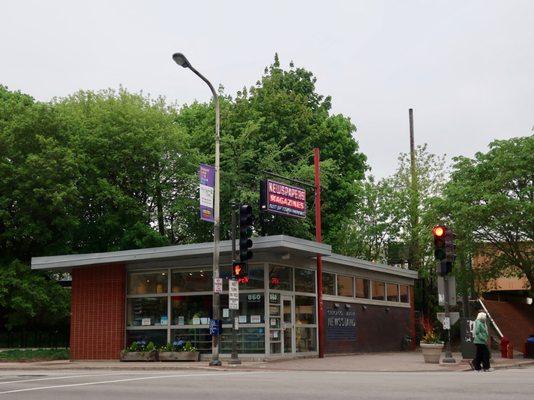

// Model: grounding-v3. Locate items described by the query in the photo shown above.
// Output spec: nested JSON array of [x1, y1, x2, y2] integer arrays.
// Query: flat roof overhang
[[31, 235, 332, 271]]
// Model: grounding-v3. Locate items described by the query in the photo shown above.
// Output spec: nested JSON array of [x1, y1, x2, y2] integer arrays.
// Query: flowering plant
[[420, 317, 442, 344], [126, 340, 156, 352]]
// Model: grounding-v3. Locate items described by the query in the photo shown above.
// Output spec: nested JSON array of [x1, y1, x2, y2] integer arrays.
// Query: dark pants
[[474, 344, 490, 370]]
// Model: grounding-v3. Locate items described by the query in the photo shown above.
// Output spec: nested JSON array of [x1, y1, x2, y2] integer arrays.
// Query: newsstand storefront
[[32, 235, 417, 360]]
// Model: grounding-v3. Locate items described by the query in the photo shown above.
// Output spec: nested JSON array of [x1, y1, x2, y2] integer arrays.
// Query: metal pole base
[[209, 359, 222, 366], [442, 355, 456, 364], [227, 358, 242, 365]]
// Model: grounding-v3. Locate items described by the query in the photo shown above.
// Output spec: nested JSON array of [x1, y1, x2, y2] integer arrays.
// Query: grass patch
[[0, 348, 69, 362]]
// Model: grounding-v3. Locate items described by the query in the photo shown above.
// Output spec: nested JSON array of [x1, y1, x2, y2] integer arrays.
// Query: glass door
[[282, 295, 294, 354]]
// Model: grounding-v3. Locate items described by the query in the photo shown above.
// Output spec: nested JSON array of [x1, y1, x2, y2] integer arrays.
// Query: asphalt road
[[0, 367, 533, 399]]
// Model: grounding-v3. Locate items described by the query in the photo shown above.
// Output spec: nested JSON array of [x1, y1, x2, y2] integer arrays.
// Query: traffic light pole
[[442, 273, 455, 363], [228, 204, 241, 365]]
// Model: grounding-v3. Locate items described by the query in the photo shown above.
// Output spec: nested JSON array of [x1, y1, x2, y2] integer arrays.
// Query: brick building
[[32, 235, 417, 360]]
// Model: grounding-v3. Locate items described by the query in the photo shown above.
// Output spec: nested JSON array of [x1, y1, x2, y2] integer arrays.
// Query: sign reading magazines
[[199, 164, 215, 223], [260, 179, 306, 219]]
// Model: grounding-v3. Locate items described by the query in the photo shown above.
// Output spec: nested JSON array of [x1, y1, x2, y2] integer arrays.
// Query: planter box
[[420, 343, 444, 364], [120, 350, 158, 362], [158, 351, 200, 362]]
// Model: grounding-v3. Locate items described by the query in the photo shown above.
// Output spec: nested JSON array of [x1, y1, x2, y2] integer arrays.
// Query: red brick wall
[[70, 264, 125, 360], [323, 300, 412, 353]]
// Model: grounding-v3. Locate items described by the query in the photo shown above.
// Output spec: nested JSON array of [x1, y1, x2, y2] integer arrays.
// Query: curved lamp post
[[172, 52, 221, 366]]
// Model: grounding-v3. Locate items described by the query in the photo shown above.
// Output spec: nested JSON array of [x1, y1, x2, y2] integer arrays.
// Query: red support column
[[315, 148, 325, 358]]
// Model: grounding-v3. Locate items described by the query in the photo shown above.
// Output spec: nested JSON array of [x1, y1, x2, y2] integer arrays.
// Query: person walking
[[472, 311, 491, 371]]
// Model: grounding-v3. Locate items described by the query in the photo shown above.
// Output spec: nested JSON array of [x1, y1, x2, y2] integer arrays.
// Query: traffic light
[[239, 204, 254, 263], [432, 225, 446, 261], [444, 229, 456, 263], [433, 225, 455, 276], [232, 261, 247, 279]]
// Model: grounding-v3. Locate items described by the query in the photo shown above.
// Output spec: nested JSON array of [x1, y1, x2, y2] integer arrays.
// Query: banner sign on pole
[[199, 164, 215, 223], [260, 179, 306, 219], [229, 279, 239, 310]]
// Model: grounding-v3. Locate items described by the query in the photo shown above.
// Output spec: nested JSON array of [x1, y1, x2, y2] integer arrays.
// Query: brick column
[[70, 264, 126, 360]]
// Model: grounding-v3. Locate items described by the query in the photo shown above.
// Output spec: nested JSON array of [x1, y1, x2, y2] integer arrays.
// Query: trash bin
[[525, 335, 534, 359]]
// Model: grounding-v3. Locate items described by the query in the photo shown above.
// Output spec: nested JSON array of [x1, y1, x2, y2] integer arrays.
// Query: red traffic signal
[[432, 225, 447, 261], [432, 226, 445, 238], [232, 261, 248, 278]]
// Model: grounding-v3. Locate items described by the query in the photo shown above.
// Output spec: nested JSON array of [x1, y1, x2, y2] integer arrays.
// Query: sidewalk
[[0, 351, 532, 372]]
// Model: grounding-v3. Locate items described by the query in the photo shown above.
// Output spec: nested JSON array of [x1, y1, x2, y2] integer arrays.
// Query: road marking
[[0, 372, 148, 385], [0, 371, 263, 395]]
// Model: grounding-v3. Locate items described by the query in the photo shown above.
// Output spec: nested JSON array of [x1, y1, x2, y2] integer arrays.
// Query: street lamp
[[172, 52, 222, 366]]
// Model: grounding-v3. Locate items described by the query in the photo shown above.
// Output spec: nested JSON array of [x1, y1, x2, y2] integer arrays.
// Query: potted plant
[[158, 340, 200, 362], [419, 317, 444, 364], [120, 340, 158, 362]]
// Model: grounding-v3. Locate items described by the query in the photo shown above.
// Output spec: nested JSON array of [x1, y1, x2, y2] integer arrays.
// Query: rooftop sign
[[260, 179, 306, 219]]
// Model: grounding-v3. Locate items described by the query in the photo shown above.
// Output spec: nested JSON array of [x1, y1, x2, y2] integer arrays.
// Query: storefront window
[[269, 265, 293, 291], [337, 275, 353, 297], [221, 328, 265, 354], [240, 264, 265, 290], [294, 268, 315, 293], [387, 283, 399, 302], [172, 328, 211, 353], [295, 296, 316, 325], [296, 327, 317, 352], [126, 330, 167, 346], [372, 281, 385, 301], [128, 271, 168, 295], [355, 278, 370, 299], [322, 272, 335, 295], [400, 285, 409, 303], [171, 295, 212, 325], [171, 269, 212, 292], [127, 297, 168, 326]]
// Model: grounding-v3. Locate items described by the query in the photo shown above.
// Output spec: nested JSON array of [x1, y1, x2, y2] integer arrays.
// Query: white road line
[[0, 371, 262, 395], [0, 372, 149, 385]]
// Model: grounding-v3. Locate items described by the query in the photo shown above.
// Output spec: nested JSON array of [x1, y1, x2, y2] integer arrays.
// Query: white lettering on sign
[[229, 280, 239, 310], [214, 278, 223, 294]]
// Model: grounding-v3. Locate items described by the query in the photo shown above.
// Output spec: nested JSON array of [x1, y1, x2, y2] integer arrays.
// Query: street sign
[[229, 279, 239, 310], [214, 277, 223, 294], [437, 276, 457, 306], [209, 319, 222, 336], [437, 312, 460, 329]]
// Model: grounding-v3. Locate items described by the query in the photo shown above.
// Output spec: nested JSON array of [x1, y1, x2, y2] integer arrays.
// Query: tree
[[177, 56, 367, 247], [336, 175, 403, 263], [441, 136, 534, 291], [53, 89, 199, 251]]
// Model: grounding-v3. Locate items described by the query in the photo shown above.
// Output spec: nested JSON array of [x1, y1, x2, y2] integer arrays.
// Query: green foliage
[[0, 348, 70, 361], [126, 341, 156, 352], [439, 136, 534, 290], [178, 56, 367, 244], [182, 341, 197, 352]]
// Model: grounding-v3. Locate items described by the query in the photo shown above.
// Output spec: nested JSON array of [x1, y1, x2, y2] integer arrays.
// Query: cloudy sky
[[1, 0, 532, 177]]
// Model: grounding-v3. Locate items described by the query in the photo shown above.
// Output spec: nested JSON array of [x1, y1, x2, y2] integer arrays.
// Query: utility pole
[[315, 148, 325, 358]]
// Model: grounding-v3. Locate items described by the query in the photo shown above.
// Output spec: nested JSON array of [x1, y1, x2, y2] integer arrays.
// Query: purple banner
[[199, 164, 215, 223]]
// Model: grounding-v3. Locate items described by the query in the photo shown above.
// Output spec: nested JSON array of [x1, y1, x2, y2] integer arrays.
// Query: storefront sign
[[199, 164, 215, 222], [326, 308, 356, 340], [229, 279, 239, 310], [260, 179, 306, 219]]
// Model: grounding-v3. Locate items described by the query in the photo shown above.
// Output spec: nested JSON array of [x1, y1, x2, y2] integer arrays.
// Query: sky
[[1, 0, 533, 178]]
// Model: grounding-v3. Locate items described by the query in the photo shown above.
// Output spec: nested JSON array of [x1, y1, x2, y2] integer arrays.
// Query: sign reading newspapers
[[260, 179, 306, 219]]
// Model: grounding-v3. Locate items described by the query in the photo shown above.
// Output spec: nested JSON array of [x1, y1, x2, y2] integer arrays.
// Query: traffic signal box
[[432, 225, 455, 276]]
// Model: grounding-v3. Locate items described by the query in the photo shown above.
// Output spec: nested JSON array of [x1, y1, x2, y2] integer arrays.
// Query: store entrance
[[268, 293, 294, 355], [281, 295, 294, 355]]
